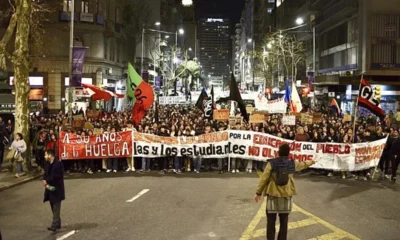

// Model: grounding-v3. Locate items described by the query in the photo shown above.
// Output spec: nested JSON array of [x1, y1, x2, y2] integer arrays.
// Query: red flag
[[83, 84, 124, 101], [132, 102, 145, 126], [131, 81, 155, 126]]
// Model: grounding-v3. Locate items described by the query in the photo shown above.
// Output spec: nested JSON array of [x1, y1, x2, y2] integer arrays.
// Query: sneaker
[[158, 170, 165, 175], [391, 177, 397, 183], [342, 175, 346, 179], [106, 169, 112, 173], [232, 170, 236, 174], [131, 168, 136, 172], [97, 169, 101, 173], [249, 169, 252, 173], [113, 170, 117, 173], [236, 169, 240, 173], [195, 170, 199, 174], [20, 172, 25, 176], [15, 173, 20, 178], [363, 177, 368, 181], [186, 168, 191, 172], [87, 169, 93, 174], [385, 175, 390, 179], [327, 173, 333, 177], [178, 169, 182, 173], [355, 176, 359, 180], [126, 168, 131, 172]]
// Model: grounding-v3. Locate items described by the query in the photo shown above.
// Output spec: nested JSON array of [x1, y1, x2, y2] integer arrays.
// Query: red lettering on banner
[[248, 146, 260, 156], [316, 143, 350, 154], [262, 148, 278, 158], [290, 153, 313, 162]]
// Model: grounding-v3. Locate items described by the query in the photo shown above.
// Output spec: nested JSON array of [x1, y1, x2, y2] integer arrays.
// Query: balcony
[[315, 0, 358, 29]]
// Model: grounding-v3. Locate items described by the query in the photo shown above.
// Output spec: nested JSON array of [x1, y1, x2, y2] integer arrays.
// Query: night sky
[[194, 0, 245, 27]]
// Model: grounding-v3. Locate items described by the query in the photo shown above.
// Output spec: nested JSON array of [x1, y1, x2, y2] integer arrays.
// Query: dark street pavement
[[0, 171, 399, 240]]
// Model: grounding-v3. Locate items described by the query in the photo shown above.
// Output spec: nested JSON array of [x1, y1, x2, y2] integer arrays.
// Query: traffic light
[[374, 86, 382, 101]]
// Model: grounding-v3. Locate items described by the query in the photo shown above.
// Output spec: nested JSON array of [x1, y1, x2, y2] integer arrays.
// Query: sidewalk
[[0, 161, 42, 192]]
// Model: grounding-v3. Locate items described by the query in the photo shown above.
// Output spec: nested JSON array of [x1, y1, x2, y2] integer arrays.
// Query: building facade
[[198, 17, 231, 85], [233, 0, 275, 90]]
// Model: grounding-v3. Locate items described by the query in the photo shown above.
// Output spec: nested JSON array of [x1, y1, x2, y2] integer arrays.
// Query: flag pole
[[351, 75, 363, 143]]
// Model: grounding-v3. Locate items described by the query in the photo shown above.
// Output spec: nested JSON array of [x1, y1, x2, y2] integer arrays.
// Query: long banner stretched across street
[[59, 131, 387, 171]]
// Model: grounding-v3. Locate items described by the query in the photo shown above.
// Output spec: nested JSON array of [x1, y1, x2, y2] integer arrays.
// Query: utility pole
[[68, 0, 75, 124]]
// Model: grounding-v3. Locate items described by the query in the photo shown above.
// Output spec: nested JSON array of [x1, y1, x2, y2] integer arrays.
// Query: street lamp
[[188, 47, 192, 51], [293, 17, 316, 74], [296, 18, 304, 25], [248, 38, 252, 43], [141, 27, 184, 78], [155, 22, 161, 26]]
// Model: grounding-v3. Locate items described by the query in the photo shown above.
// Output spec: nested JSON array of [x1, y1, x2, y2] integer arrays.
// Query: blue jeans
[[142, 158, 151, 170], [193, 157, 202, 171], [16, 161, 23, 173], [107, 158, 118, 171], [174, 157, 183, 170]]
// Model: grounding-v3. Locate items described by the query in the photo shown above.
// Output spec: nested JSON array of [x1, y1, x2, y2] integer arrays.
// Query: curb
[[0, 173, 43, 192]]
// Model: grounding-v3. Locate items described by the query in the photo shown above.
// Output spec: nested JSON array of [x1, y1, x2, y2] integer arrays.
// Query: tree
[[0, 0, 53, 171], [254, 31, 306, 89], [175, 59, 200, 96]]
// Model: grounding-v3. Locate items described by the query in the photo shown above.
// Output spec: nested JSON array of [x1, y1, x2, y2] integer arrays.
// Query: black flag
[[196, 88, 213, 119], [229, 73, 248, 121]]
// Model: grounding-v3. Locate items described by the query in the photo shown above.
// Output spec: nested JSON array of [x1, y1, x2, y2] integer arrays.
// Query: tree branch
[[0, 13, 17, 69]]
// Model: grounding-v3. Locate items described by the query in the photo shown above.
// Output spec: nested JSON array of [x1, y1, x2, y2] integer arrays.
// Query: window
[[104, 40, 108, 59], [115, 8, 120, 23], [81, 0, 89, 13], [63, 0, 72, 12]]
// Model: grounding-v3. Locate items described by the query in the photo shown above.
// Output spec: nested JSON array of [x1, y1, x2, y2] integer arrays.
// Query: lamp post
[[294, 17, 316, 74], [68, 0, 75, 124], [141, 26, 184, 83]]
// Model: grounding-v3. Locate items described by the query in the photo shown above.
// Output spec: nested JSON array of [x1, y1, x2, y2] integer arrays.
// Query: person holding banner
[[254, 144, 315, 240]]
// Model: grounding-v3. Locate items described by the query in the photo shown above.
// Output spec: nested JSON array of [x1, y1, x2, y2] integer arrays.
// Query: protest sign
[[312, 113, 322, 123], [301, 114, 313, 125], [213, 109, 229, 121], [344, 115, 352, 122], [72, 114, 85, 128], [250, 112, 267, 123], [282, 116, 296, 126], [246, 107, 255, 114], [59, 130, 387, 171], [86, 110, 100, 119]]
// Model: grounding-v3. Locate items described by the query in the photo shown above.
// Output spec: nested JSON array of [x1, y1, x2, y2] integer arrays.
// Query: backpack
[[270, 158, 291, 186]]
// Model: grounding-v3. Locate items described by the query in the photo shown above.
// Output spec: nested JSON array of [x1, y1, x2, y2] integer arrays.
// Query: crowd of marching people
[[1, 104, 399, 183]]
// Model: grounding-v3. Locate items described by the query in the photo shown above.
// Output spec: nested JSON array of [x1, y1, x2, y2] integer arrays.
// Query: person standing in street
[[43, 149, 65, 232], [254, 144, 315, 240]]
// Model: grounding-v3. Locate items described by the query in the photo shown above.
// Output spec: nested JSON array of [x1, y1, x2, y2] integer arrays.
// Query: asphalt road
[[0, 171, 399, 240]]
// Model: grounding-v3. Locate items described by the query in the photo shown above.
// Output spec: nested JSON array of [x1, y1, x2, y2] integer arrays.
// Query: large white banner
[[255, 97, 287, 113], [132, 131, 387, 171]]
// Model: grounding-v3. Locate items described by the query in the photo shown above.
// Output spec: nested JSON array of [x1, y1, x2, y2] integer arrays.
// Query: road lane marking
[[307, 232, 350, 240], [56, 230, 76, 240], [126, 189, 150, 203], [239, 171, 361, 240], [239, 200, 266, 240], [294, 204, 360, 240]]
